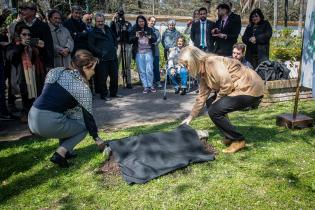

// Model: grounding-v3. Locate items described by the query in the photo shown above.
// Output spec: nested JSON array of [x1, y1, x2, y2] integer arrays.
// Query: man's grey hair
[[71, 5, 82, 12], [167, 19, 176, 25], [94, 12, 105, 20]]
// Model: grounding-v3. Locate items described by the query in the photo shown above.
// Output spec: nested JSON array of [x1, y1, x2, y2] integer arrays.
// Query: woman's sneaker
[[143, 88, 149, 94], [150, 87, 157, 93]]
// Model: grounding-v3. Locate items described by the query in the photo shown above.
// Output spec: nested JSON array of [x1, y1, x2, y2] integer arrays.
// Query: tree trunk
[[284, 0, 289, 27], [298, 0, 304, 36], [273, 0, 278, 30]]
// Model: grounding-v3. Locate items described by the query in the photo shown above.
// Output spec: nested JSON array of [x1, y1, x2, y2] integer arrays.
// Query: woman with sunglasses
[[6, 25, 45, 122], [242, 9, 272, 69], [28, 50, 108, 168]]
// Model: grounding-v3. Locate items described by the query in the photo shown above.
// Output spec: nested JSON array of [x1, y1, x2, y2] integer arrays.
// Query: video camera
[[116, 8, 126, 27]]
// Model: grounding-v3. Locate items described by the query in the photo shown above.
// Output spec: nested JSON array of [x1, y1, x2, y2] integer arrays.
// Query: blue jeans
[[168, 67, 188, 90], [153, 56, 160, 82], [136, 52, 154, 88]]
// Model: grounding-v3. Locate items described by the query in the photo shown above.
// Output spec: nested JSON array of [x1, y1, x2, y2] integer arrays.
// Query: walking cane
[[163, 68, 168, 100]]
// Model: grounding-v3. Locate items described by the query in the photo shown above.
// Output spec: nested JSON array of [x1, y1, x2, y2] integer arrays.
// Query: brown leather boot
[[222, 140, 246, 154], [222, 139, 232, 145]]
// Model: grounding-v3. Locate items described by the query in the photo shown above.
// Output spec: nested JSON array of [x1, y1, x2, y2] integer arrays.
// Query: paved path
[[0, 85, 199, 141]]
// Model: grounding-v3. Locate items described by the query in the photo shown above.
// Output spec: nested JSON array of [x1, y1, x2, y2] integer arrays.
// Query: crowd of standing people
[[0, 2, 273, 166]]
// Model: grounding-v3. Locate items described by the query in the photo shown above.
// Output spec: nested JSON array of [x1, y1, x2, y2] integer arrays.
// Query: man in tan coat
[[180, 46, 264, 153], [48, 10, 74, 68]]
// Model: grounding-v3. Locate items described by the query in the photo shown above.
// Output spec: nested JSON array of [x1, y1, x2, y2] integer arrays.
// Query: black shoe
[[65, 151, 78, 159], [175, 88, 180, 94], [50, 152, 69, 168], [126, 84, 132, 89], [180, 88, 187, 95], [100, 95, 111, 101]]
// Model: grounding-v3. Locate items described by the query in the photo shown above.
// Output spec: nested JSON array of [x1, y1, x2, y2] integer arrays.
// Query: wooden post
[[276, 17, 313, 129]]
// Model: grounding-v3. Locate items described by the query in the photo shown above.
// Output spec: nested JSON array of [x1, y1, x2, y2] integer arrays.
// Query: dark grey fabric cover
[[108, 125, 215, 184]]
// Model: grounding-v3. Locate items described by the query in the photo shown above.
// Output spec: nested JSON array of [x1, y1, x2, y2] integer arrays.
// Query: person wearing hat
[[211, 3, 241, 56], [15, 2, 54, 70]]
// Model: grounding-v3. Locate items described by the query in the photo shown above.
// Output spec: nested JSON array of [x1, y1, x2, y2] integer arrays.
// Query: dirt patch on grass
[[100, 153, 121, 176], [200, 139, 217, 155]]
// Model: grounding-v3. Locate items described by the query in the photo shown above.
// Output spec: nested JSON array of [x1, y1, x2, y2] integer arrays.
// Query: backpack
[[255, 61, 290, 82]]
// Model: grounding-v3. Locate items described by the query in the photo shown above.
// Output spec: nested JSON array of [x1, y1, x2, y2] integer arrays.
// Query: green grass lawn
[[1, 101, 315, 209]]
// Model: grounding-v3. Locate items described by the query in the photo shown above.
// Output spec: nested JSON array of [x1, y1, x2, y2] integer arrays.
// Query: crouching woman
[[28, 50, 107, 167], [180, 46, 264, 153]]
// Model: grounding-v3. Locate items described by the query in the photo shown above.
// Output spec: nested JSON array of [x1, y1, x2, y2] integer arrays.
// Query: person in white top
[[167, 35, 188, 95]]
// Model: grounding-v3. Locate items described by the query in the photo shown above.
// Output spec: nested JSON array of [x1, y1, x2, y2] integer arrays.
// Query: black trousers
[[95, 58, 118, 97], [207, 94, 263, 141], [0, 63, 8, 115]]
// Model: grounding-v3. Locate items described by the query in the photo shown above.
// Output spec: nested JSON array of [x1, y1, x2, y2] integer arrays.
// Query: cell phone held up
[[137, 30, 148, 37]]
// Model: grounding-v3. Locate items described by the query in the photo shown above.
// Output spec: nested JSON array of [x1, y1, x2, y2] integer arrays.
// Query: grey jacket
[[49, 23, 74, 68], [151, 27, 161, 57], [162, 28, 180, 50]]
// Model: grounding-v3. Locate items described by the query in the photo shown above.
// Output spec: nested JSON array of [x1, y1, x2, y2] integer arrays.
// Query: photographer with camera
[[110, 9, 133, 89], [6, 25, 46, 122], [128, 15, 157, 93]]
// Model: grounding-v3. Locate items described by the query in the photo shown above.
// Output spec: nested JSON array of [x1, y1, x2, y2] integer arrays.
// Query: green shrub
[[270, 28, 302, 61]]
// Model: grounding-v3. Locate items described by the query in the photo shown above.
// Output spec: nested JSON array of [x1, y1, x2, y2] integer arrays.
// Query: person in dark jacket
[[63, 5, 89, 55], [0, 8, 15, 120], [110, 9, 133, 89], [242, 9, 272, 69], [15, 2, 54, 70], [6, 25, 46, 122], [88, 13, 119, 101], [128, 15, 157, 93], [212, 3, 241, 56], [190, 7, 215, 52]]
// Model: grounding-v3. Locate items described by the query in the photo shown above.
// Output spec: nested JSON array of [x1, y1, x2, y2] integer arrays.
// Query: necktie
[[221, 20, 225, 31], [201, 22, 205, 48]]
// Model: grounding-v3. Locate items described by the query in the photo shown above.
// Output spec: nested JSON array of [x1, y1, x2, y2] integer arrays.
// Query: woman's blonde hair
[[178, 46, 209, 77]]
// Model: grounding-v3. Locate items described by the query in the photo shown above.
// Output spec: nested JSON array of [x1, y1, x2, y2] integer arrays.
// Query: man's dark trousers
[[95, 58, 119, 97], [207, 95, 262, 141]]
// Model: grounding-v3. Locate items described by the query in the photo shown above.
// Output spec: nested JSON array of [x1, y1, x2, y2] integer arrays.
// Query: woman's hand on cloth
[[95, 137, 107, 153], [181, 115, 193, 125]]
